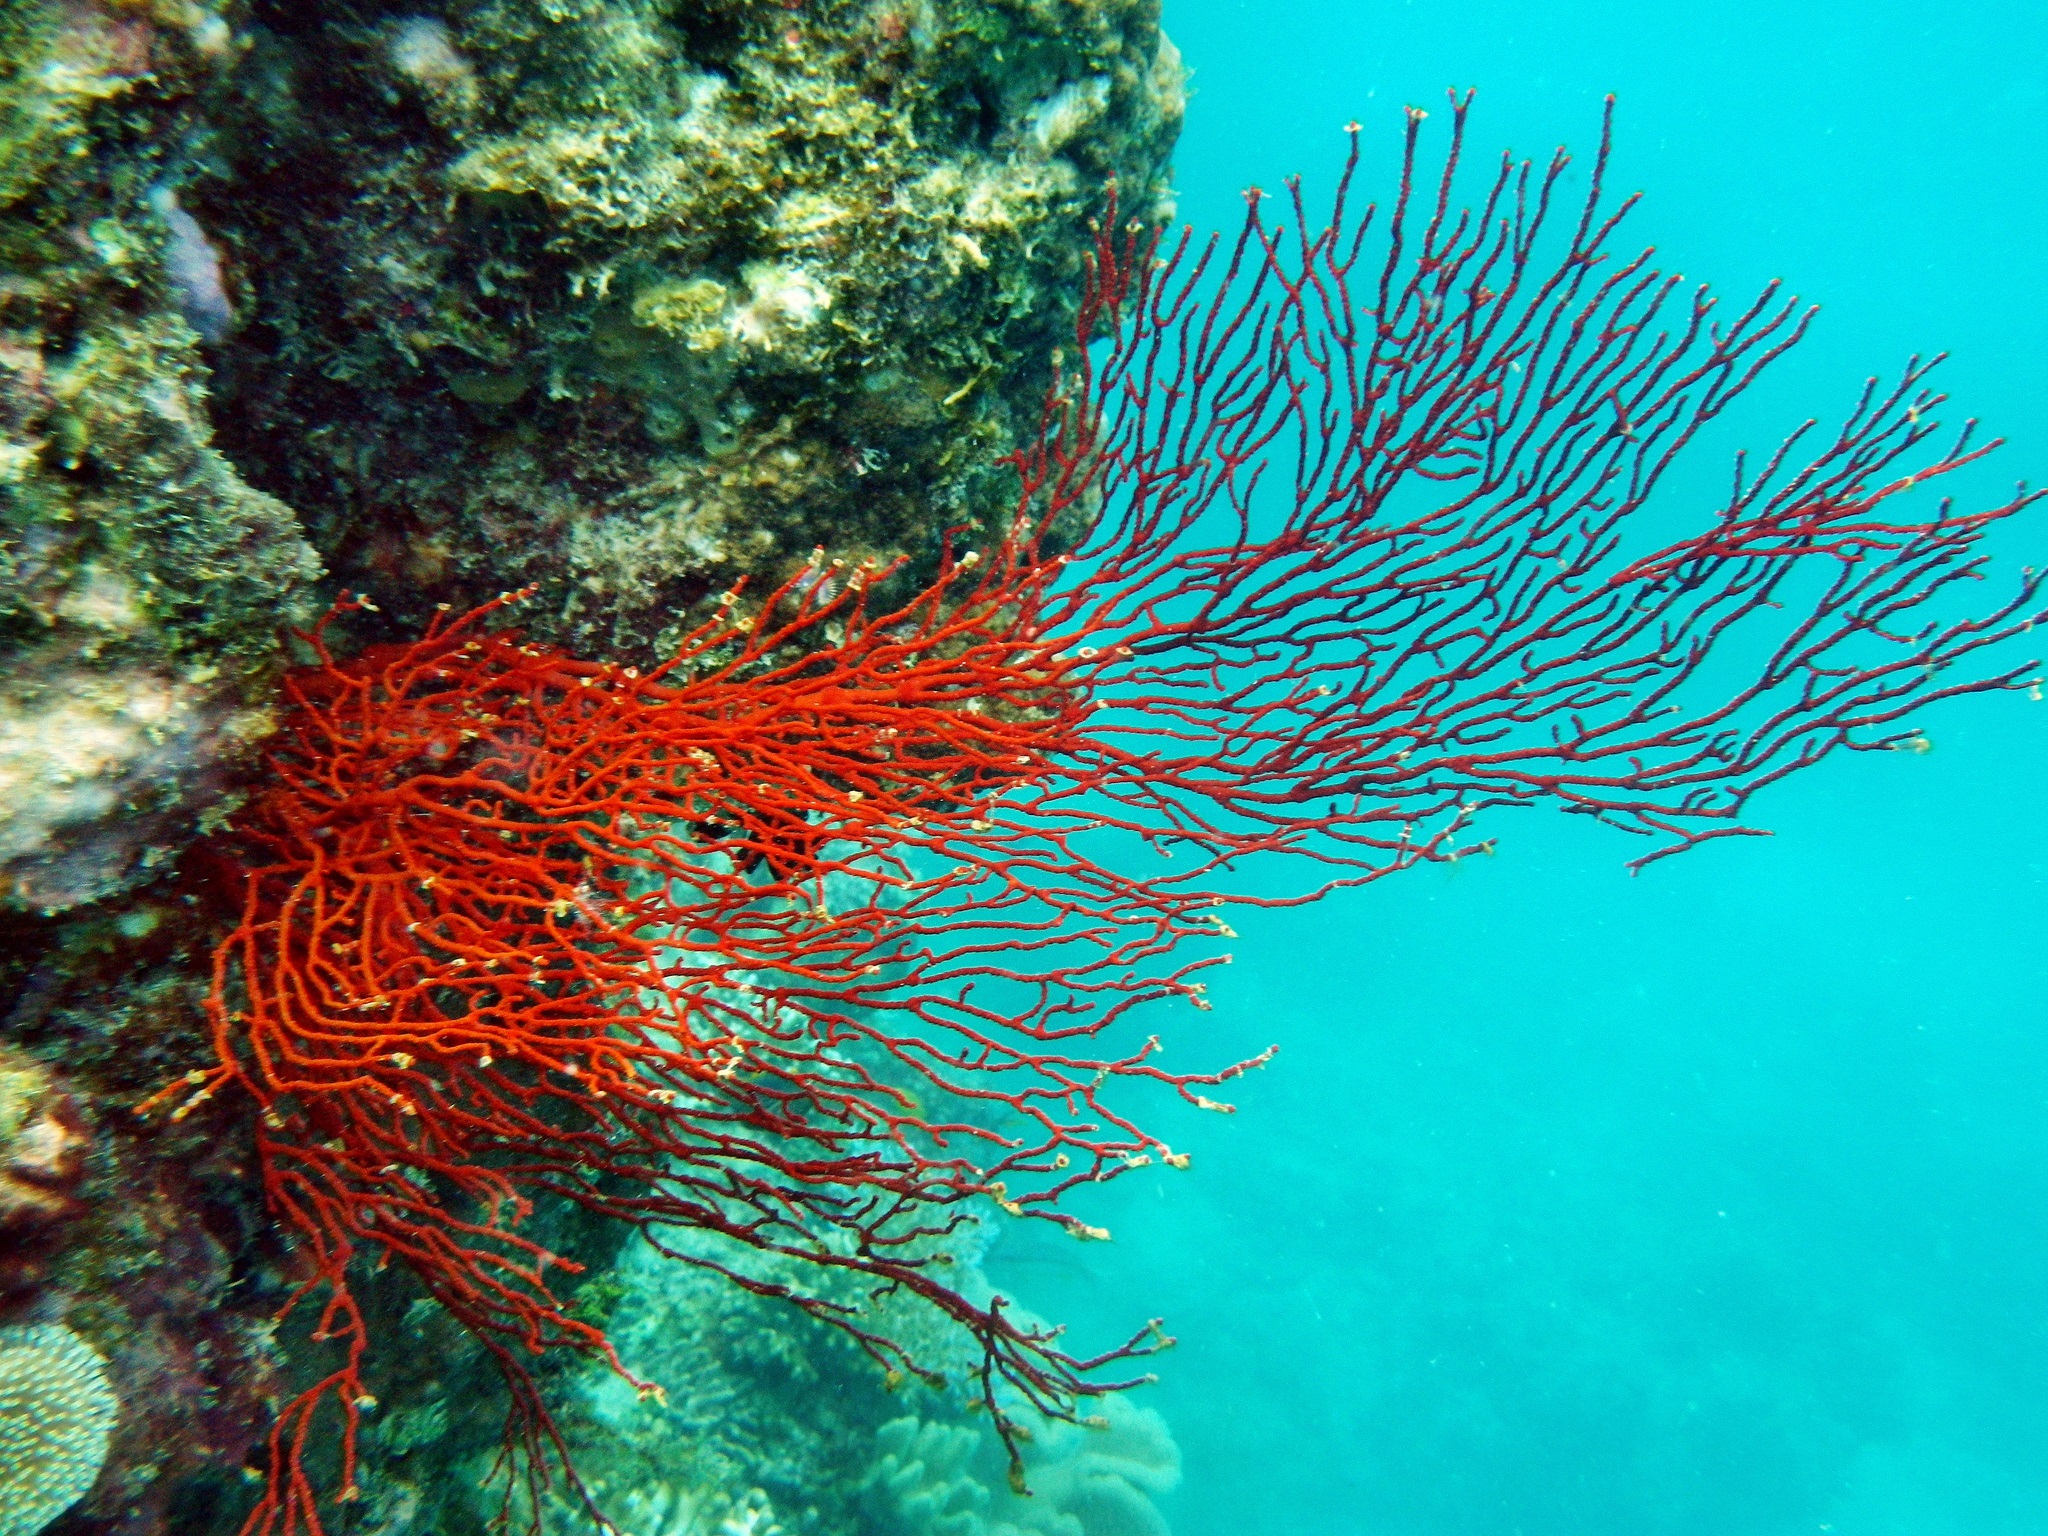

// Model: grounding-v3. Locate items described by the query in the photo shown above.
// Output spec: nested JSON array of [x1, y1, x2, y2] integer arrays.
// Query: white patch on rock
[[729, 264, 832, 350], [51, 569, 142, 635], [388, 18, 471, 90], [147, 188, 234, 344], [1027, 76, 1113, 156]]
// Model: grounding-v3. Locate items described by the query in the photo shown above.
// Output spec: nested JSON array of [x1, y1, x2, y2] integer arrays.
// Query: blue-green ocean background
[[973, 3, 2048, 1532]]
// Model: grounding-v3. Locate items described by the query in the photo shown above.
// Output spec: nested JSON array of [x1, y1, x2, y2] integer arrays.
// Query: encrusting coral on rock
[[862, 1394, 1180, 1536], [0, 0, 322, 914], [198, 0, 1188, 661], [0, 1047, 90, 1305]]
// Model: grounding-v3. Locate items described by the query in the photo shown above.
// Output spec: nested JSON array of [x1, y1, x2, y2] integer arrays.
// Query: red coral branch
[[1043, 95, 2041, 876], [145, 96, 2042, 1535]]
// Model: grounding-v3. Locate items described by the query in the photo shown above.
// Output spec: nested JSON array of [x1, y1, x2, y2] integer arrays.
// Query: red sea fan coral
[[145, 98, 2042, 1535]]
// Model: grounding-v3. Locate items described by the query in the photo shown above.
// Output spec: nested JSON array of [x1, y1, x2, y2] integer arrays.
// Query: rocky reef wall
[[0, 1, 1186, 1531], [203, 0, 1184, 661], [1, 0, 321, 915]]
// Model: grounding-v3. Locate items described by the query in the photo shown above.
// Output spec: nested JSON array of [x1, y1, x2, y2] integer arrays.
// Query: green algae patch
[[445, 365, 536, 407]]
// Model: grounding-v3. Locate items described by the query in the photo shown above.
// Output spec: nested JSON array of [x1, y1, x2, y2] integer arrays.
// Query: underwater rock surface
[[0, 1, 1185, 1532], [0, 0, 322, 914], [201, 0, 1185, 660]]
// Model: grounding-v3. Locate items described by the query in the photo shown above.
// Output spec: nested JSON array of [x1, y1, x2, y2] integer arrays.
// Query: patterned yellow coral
[[0, 1323, 119, 1536]]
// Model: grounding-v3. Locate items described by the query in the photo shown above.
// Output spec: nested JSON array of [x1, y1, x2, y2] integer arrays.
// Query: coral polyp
[[153, 99, 2043, 1536]]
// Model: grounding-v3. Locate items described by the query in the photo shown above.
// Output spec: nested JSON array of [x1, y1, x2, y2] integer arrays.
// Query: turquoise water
[[976, 4, 2048, 1532]]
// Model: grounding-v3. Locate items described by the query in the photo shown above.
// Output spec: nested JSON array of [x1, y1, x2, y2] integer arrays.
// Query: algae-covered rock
[[0, 1046, 88, 1307], [198, 0, 1185, 659], [0, 0, 323, 914], [0, 0, 1184, 900], [0, 1, 1186, 1529], [0, 921, 289, 1536]]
